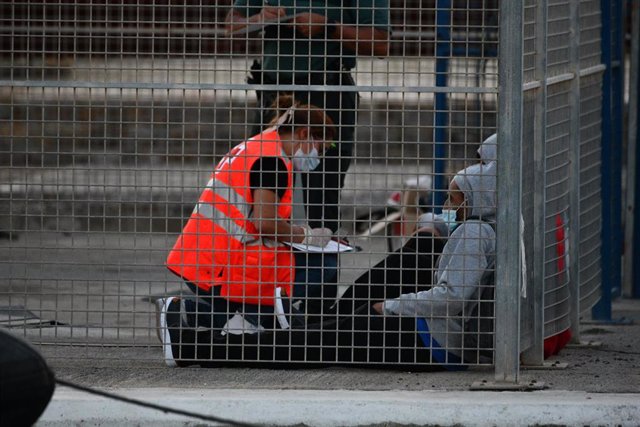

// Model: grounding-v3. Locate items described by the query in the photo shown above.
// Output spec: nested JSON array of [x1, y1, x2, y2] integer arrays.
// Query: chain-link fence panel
[[1, 1, 503, 370], [0, 0, 610, 374]]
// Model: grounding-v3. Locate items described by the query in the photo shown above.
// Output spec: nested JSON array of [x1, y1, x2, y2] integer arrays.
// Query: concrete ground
[[34, 297, 640, 426], [36, 297, 640, 391]]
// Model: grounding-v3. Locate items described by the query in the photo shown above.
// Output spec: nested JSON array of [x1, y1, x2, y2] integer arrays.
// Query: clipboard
[[283, 240, 355, 253]]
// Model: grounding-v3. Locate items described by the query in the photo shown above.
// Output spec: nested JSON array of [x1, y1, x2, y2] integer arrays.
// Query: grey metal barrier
[[519, 0, 604, 365]]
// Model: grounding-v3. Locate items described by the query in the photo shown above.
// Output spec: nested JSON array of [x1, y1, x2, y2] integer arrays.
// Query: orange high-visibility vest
[[166, 129, 294, 306]]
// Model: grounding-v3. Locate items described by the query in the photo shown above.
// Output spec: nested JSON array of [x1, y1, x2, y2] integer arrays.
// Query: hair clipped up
[[269, 94, 336, 142]]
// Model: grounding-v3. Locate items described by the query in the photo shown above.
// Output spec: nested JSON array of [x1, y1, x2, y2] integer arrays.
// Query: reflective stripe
[[194, 202, 251, 243], [205, 178, 252, 218], [196, 154, 291, 247], [194, 178, 254, 243]]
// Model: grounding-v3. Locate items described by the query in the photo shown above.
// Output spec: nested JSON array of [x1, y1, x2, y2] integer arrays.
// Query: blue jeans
[[293, 252, 338, 300]]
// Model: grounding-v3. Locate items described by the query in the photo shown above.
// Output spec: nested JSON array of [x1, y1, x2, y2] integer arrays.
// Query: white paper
[[284, 240, 354, 253], [231, 13, 305, 35]]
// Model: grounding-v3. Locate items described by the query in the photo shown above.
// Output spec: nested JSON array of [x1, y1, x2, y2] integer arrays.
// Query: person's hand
[[288, 12, 328, 38], [372, 302, 385, 314], [331, 234, 349, 245], [258, 6, 287, 23], [301, 227, 333, 247]]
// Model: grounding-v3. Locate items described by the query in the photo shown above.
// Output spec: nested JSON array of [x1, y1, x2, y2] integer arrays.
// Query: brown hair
[[268, 94, 336, 142]]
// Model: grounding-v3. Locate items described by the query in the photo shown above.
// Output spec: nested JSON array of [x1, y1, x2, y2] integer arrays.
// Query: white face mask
[[292, 146, 320, 171]]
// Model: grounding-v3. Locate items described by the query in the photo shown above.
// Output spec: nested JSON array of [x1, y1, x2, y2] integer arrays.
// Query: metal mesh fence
[[540, 0, 573, 339], [577, 0, 603, 315], [0, 0, 606, 373], [580, 0, 602, 69], [543, 79, 571, 339], [578, 72, 603, 314], [519, 87, 536, 351], [518, 0, 604, 359], [0, 0, 500, 369]]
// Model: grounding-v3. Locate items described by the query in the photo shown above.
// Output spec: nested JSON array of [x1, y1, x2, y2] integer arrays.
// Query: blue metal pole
[[591, 0, 623, 321], [610, 0, 624, 298], [433, 0, 451, 212], [634, 155, 640, 297], [635, 99, 640, 298], [634, 0, 640, 299]]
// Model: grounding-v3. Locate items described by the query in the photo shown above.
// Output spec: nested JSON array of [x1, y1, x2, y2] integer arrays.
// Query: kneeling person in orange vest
[[161, 95, 336, 344]]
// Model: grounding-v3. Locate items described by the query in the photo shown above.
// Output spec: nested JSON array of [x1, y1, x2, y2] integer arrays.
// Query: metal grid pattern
[[542, 80, 571, 338], [1, 1, 501, 369], [0, 0, 610, 375], [536, 0, 572, 341], [518, 0, 606, 359], [579, 0, 602, 68], [522, 0, 538, 84], [578, 73, 603, 314], [545, 0, 571, 74], [577, 0, 603, 314]]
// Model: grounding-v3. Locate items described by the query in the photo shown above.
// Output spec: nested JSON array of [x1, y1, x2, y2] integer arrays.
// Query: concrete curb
[[38, 387, 640, 426]]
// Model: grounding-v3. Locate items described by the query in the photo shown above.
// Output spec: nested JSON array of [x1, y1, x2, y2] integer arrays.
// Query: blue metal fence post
[[630, 0, 640, 298], [432, 0, 451, 212], [634, 100, 640, 298], [611, 0, 624, 297], [593, 0, 624, 320], [634, 86, 640, 298]]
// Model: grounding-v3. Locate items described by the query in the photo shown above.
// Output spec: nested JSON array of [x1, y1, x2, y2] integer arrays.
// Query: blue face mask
[[438, 209, 459, 232], [292, 146, 320, 171]]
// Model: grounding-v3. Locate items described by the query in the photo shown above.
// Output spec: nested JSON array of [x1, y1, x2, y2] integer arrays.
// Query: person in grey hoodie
[[160, 154, 497, 369], [373, 158, 497, 366]]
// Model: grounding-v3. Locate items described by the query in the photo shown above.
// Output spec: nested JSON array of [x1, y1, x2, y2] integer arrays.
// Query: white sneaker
[[157, 297, 179, 367], [155, 296, 188, 342], [155, 298, 167, 343]]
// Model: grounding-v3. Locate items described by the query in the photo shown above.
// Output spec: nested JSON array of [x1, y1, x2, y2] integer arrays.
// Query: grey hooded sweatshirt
[[477, 133, 497, 164], [383, 160, 497, 364]]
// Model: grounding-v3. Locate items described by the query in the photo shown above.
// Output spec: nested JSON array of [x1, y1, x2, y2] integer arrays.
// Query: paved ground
[[23, 287, 640, 426], [38, 388, 640, 427], [35, 299, 639, 393], [34, 297, 640, 426]]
